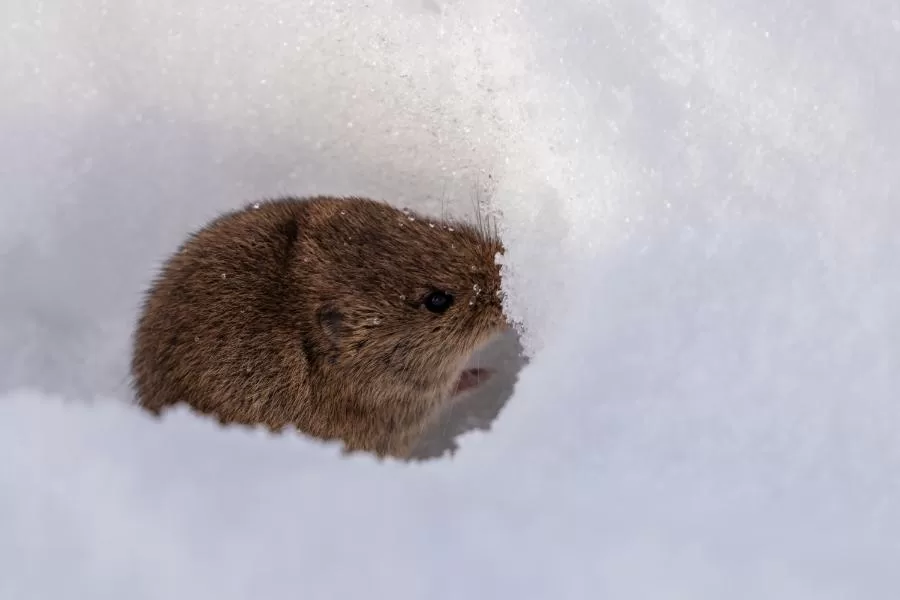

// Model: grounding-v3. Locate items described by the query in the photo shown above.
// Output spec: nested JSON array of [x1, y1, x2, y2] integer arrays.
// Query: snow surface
[[2, 0, 900, 597]]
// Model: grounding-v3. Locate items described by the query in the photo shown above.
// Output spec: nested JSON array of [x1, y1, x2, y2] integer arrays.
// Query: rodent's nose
[[488, 293, 509, 327], [491, 288, 507, 309]]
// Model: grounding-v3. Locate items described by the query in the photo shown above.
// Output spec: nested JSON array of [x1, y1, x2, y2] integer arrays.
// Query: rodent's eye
[[423, 290, 454, 314]]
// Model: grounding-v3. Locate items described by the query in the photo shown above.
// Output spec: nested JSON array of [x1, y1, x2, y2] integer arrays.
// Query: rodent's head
[[297, 196, 507, 387]]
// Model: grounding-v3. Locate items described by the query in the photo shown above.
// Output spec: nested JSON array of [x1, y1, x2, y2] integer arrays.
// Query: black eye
[[423, 290, 454, 314]]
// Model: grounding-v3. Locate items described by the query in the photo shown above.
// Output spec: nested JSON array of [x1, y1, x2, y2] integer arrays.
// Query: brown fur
[[130, 196, 507, 458]]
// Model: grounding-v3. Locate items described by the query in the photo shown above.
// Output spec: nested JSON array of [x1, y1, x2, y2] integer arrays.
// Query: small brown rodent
[[131, 195, 507, 458]]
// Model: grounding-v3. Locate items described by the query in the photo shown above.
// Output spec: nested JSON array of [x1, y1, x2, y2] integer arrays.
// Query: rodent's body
[[131, 196, 506, 458]]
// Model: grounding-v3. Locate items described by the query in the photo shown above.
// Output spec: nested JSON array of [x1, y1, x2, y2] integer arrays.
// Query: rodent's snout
[[480, 285, 509, 330]]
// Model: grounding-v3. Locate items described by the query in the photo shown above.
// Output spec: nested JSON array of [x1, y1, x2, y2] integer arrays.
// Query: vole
[[131, 195, 507, 459]]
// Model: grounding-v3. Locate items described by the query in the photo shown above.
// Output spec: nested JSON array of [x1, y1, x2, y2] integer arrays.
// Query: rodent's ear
[[316, 304, 344, 363]]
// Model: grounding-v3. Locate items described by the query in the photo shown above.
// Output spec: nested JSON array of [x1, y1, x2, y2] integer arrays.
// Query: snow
[[2, 0, 900, 597]]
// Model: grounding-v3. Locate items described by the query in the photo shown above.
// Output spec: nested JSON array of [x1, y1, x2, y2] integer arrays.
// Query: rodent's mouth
[[453, 368, 494, 396]]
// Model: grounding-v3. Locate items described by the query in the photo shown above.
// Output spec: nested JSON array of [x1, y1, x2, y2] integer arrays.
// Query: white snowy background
[[2, 0, 899, 598]]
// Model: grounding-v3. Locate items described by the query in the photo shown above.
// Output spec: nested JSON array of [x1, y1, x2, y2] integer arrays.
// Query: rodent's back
[[131, 196, 507, 457], [132, 200, 316, 428]]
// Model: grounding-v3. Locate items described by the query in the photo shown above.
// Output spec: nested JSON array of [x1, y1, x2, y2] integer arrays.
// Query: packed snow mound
[[2, 0, 900, 598]]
